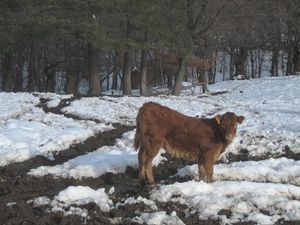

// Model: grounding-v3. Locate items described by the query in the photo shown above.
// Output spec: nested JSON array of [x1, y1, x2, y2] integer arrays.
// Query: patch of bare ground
[[222, 145, 300, 164], [39, 97, 75, 115]]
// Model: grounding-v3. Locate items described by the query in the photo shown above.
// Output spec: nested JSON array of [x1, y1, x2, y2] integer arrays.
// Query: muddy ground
[[0, 98, 299, 225]]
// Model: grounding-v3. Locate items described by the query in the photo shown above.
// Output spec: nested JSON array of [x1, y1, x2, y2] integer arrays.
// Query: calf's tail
[[134, 122, 141, 151]]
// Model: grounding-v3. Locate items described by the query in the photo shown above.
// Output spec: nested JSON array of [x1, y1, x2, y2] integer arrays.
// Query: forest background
[[0, 0, 299, 96]]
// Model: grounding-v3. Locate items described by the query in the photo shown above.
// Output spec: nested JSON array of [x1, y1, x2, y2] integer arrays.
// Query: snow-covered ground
[[28, 130, 167, 179], [1, 76, 300, 224], [0, 93, 113, 166], [177, 157, 300, 185], [151, 180, 300, 224]]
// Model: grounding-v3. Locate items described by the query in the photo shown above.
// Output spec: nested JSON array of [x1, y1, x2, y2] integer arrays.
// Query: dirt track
[[0, 98, 299, 225]]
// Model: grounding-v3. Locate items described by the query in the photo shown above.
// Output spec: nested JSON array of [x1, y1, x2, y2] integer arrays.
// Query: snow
[[0, 118, 112, 166], [28, 196, 52, 207], [61, 95, 217, 125], [29, 130, 166, 179], [6, 202, 17, 207], [177, 157, 300, 185], [0, 92, 39, 120], [0, 94, 113, 166], [1, 76, 300, 223], [150, 181, 300, 224], [28, 186, 112, 217], [133, 211, 185, 225], [53, 186, 112, 212], [117, 196, 158, 211]]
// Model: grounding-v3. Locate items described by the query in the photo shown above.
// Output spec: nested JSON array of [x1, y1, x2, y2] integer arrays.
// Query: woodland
[[0, 0, 299, 96]]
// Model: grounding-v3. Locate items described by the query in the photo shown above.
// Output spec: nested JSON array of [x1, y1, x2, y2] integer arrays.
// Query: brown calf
[[134, 102, 244, 184]]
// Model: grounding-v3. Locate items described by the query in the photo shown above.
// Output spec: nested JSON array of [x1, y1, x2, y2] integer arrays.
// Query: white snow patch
[[0, 112, 113, 166], [117, 196, 158, 211], [61, 95, 216, 125], [177, 157, 300, 185], [6, 202, 17, 207], [0, 92, 39, 120], [151, 180, 300, 224], [0, 114, 112, 166], [27, 196, 52, 207], [29, 130, 166, 179], [52, 186, 112, 212], [133, 211, 185, 225]]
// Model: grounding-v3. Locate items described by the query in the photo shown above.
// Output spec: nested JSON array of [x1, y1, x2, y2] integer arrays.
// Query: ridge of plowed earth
[[1, 97, 299, 225]]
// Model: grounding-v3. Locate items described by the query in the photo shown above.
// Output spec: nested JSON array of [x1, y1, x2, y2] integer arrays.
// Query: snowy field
[[1, 76, 300, 224]]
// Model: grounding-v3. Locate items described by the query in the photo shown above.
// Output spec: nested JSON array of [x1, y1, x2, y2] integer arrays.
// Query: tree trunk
[[140, 49, 148, 96], [36, 53, 44, 92], [234, 48, 247, 77], [65, 70, 78, 94], [173, 53, 190, 96], [286, 47, 293, 76], [27, 46, 36, 92], [229, 54, 234, 80], [293, 47, 300, 74], [222, 52, 226, 81], [270, 49, 279, 77], [258, 49, 264, 78], [106, 70, 110, 91], [123, 50, 133, 95], [88, 43, 100, 96], [131, 68, 140, 90], [250, 50, 255, 78], [1, 53, 14, 92], [13, 52, 25, 92], [211, 53, 217, 83], [112, 67, 118, 90], [212, 66, 216, 84], [200, 72, 209, 93], [111, 51, 119, 91], [45, 71, 56, 92]]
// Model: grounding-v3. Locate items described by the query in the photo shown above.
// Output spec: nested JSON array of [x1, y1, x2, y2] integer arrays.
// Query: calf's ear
[[215, 114, 222, 125], [238, 116, 245, 124]]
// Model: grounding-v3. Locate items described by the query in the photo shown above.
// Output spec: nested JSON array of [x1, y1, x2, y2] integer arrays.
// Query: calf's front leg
[[198, 163, 206, 181], [204, 162, 214, 183], [198, 160, 214, 183]]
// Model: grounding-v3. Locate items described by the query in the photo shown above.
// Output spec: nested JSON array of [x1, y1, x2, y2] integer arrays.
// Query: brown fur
[[134, 102, 244, 184]]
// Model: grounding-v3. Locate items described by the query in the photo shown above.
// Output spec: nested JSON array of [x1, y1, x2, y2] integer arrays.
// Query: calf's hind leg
[[138, 147, 147, 184], [138, 140, 161, 185]]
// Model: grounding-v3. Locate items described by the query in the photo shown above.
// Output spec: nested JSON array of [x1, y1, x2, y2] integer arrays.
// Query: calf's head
[[215, 112, 244, 141]]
